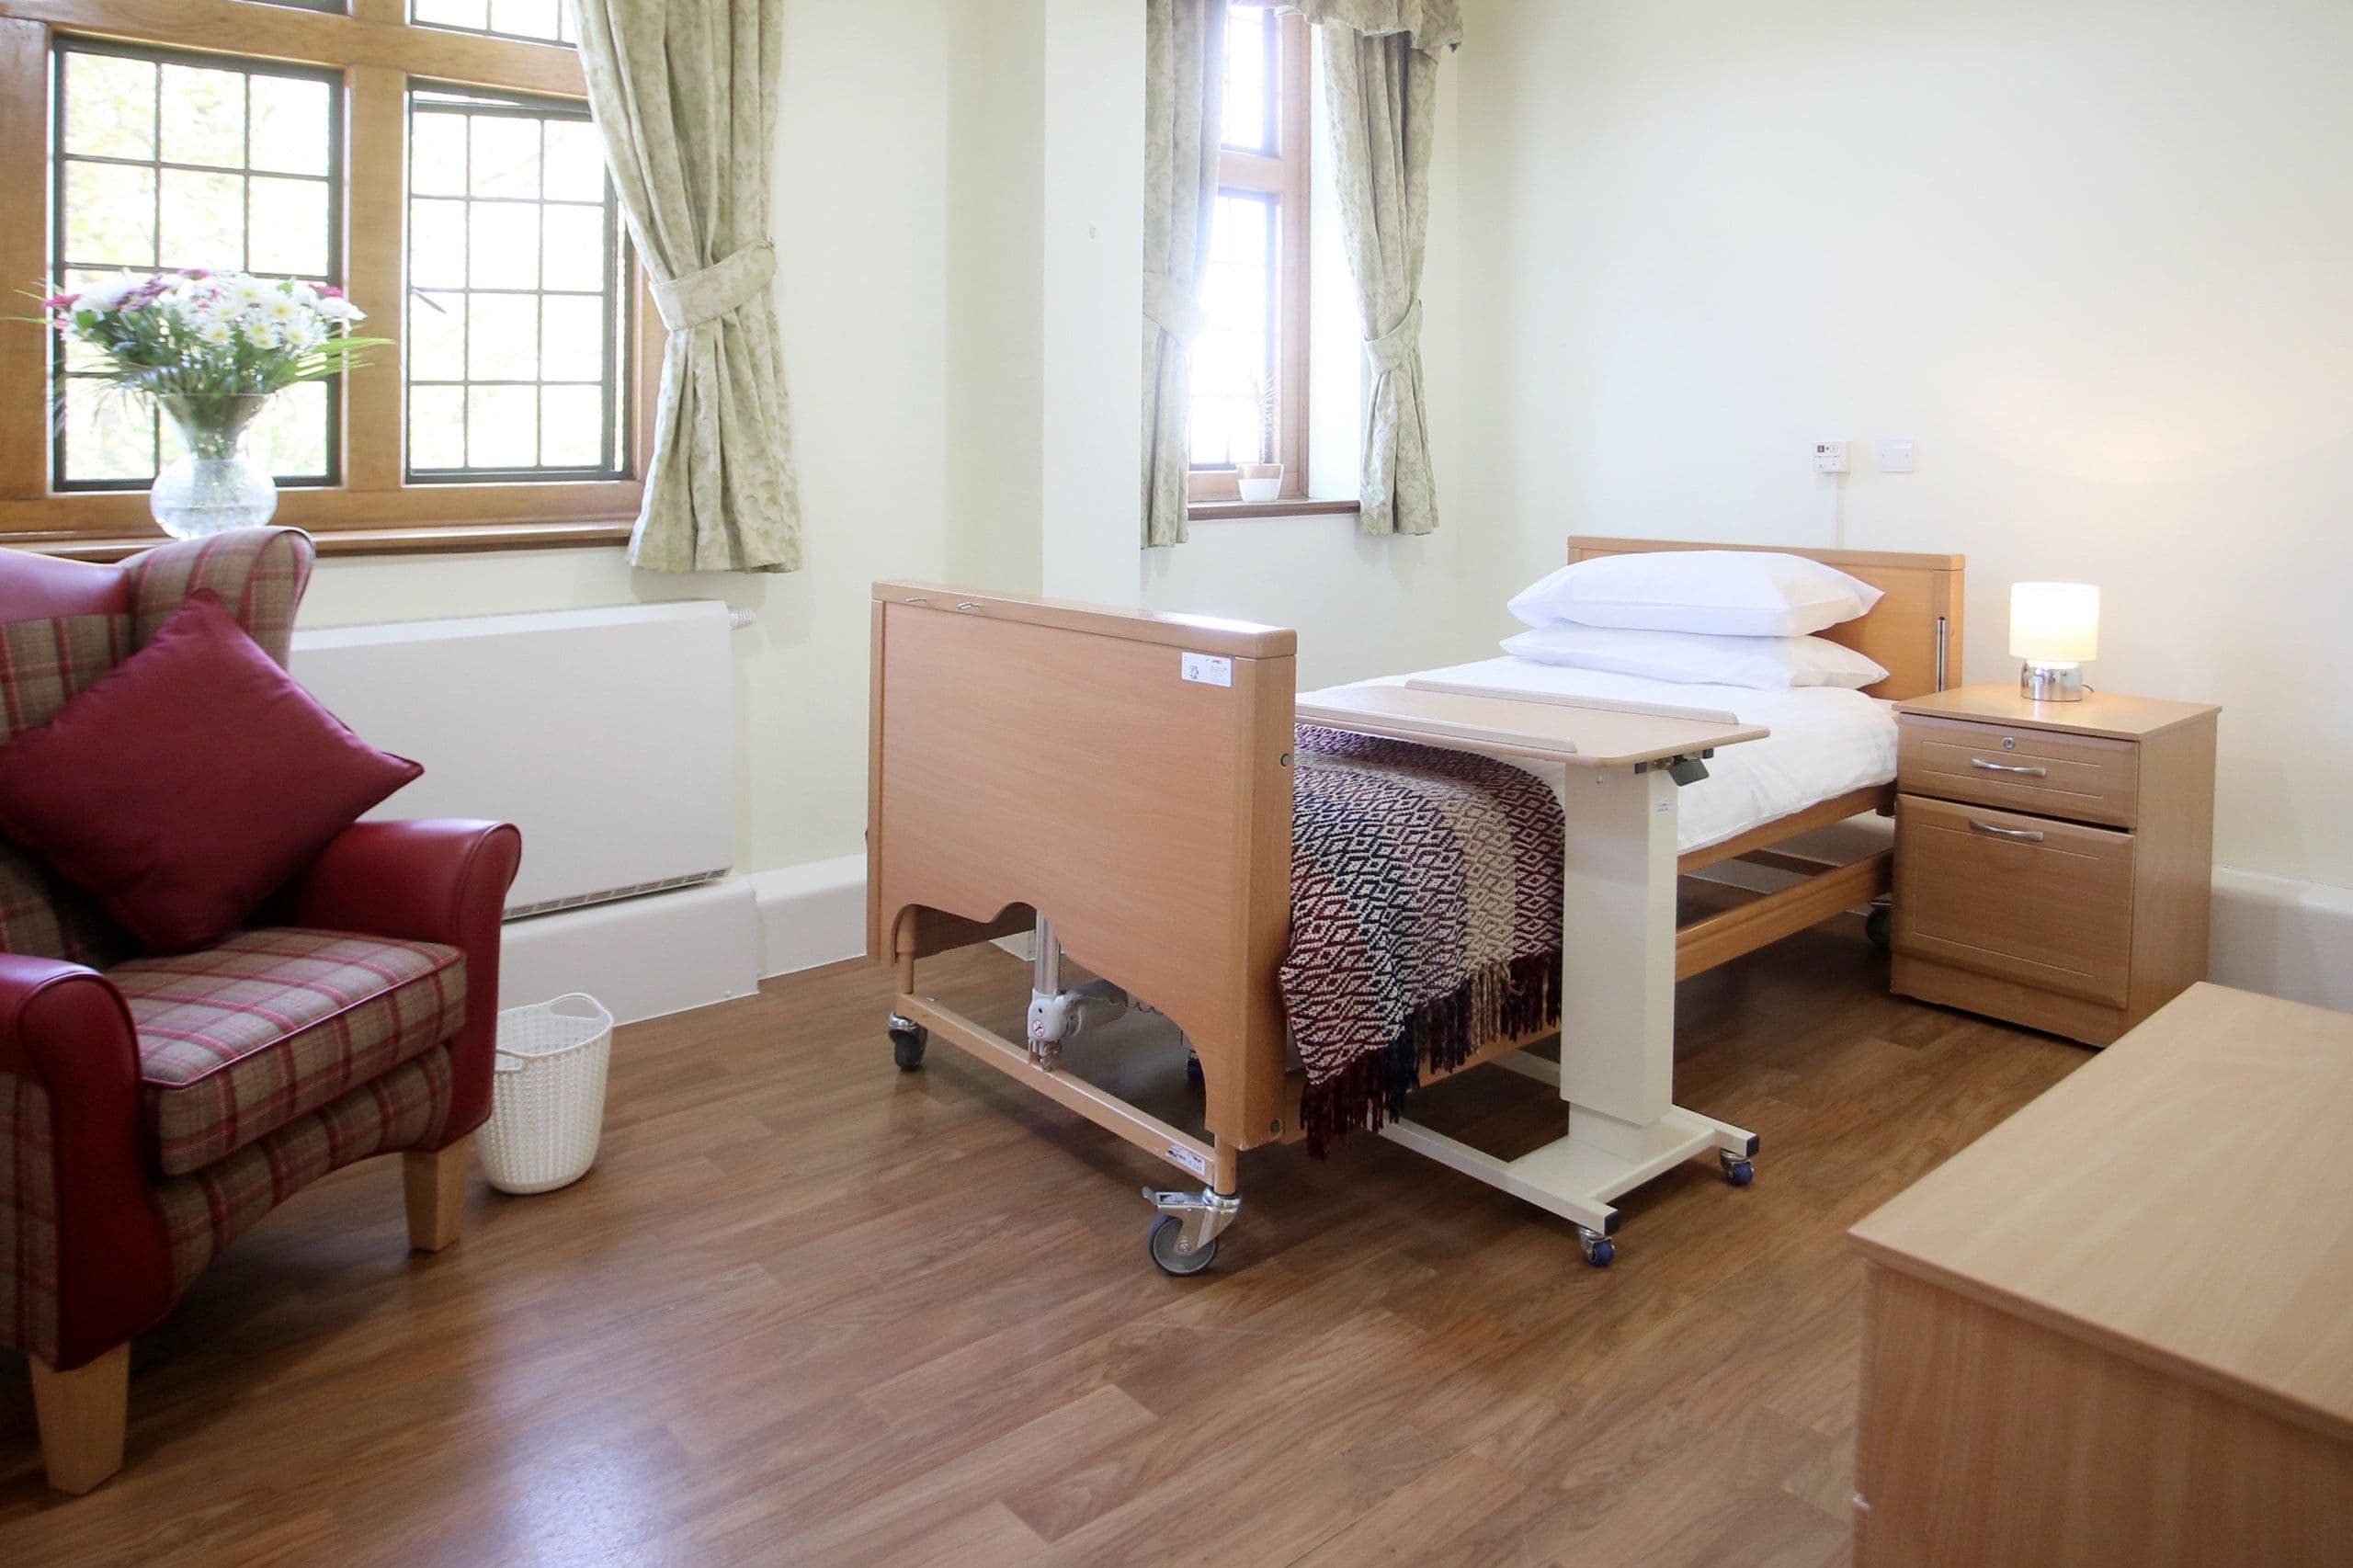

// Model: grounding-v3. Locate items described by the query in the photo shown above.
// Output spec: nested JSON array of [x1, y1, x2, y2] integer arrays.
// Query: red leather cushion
[[0, 591, 420, 952]]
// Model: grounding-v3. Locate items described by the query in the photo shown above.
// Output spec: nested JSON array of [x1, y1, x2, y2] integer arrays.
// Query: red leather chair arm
[[278, 819, 522, 1144], [0, 955, 173, 1369]]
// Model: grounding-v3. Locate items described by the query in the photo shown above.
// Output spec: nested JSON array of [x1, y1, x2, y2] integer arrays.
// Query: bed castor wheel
[[889, 1018, 927, 1071], [1864, 903, 1892, 949], [1574, 1225, 1615, 1268], [1721, 1152, 1756, 1187], [1147, 1214, 1219, 1276], [1184, 1052, 1204, 1087]]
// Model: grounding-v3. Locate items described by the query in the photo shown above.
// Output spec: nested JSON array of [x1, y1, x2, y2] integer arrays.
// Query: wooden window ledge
[[10, 519, 636, 563], [1187, 496, 1361, 522]]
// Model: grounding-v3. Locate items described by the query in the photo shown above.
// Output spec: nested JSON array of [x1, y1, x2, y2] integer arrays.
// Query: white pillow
[[1500, 623, 1891, 691], [1508, 550, 1884, 637]]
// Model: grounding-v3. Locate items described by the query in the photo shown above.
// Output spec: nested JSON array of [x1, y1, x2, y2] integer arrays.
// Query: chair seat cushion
[[108, 928, 467, 1175]]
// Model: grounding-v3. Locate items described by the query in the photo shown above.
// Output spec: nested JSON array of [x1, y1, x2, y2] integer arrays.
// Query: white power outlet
[[1812, 440, 1851, 474], [1876, 439, 1915, 473]]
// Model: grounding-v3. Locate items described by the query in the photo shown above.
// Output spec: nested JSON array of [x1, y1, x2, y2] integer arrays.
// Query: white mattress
[[1314, 657, 1898, 855]]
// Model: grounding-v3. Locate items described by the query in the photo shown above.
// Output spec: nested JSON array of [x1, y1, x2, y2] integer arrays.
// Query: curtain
[[1141, 1, 1227, 549], [574, 0, 801, 574], [1290, 0, 1460, 537]]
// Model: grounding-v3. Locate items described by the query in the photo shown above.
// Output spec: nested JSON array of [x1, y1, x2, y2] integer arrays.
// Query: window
[[51, 40, 342, 491], [1188, 3, 1309, 506], [0, 1, 654, 551], [404, 85, 627, 481]]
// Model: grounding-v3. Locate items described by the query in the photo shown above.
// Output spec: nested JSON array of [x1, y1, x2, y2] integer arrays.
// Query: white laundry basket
[[479, 993, 614, 1195]]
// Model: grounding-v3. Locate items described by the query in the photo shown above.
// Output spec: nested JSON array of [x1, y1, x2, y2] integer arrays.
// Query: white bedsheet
[[1313, 657, 1897, 855]]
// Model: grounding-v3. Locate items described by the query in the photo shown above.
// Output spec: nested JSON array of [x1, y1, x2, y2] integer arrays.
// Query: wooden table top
[[1897, 683, 2220, 740], [1296, 682, 1769, 768], [1851, 983, 2353, 1443]]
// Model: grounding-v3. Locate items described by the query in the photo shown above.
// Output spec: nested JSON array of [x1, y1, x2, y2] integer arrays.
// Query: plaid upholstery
[[110, 929, 466, 1176], [124, 528, 313, 667], [0, 528, 316, 967], [0, 1072, 60, 1362], [156, 1044, 454, 1295], [0, 614, 137, 965]]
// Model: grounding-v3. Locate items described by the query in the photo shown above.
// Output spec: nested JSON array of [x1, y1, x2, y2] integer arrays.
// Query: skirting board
[[500, 878, 761, 1026], [552, 848, 2351, 1026], [748, 855, 868, 978]]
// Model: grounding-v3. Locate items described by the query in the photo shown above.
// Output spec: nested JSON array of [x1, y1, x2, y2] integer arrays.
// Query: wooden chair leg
[[404, 1138, 470, 1253], [28, 1342, 129, 1495]]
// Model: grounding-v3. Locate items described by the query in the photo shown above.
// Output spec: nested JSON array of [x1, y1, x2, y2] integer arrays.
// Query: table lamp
[[2009, 581, 2098, 701]]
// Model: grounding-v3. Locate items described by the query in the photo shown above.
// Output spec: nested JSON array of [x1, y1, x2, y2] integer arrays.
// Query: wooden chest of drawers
[[1849, 984, 2353, 1567], [1890, 685, 2219, 1045]]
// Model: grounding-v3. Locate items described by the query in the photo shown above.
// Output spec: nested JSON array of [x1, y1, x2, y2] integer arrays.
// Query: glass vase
[[150, 392, 278, 540]]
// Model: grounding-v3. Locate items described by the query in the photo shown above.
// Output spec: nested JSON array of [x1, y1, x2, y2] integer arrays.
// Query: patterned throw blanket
[[1284, 723, 1565, 1154]]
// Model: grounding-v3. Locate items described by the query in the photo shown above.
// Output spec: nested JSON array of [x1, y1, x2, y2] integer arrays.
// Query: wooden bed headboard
[[1564, 537, 1966, 701]]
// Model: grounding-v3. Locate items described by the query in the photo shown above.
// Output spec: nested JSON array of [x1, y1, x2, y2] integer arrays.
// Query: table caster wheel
[[1148, 1214, 1218, 1277], [1721, 1153, 1756, 1187], [890, 1025, 927, 1071], [1184, 1053, 1204, 1087], [1574, 1226, 1615, 1268], [1864, 903, 1892, 949]]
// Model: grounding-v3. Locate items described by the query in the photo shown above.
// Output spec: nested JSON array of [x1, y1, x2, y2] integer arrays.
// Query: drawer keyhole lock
[[2002, 736, 2018, 751]]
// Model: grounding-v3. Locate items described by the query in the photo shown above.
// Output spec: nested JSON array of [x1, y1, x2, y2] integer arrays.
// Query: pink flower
[[178, 267, 210, 279], [318, 284, 346, 300], [41, 292, 80, 311]]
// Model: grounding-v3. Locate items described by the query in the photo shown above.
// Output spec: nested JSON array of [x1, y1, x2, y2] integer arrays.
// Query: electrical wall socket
[[1876, 439, 1915, 473], [1812, 440, 1850, 474]]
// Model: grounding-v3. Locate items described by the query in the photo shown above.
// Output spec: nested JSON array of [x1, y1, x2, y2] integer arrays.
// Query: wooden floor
[[0, 903, 2085, 1566]]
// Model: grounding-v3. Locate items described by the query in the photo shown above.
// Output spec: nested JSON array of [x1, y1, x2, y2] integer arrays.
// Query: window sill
[[11, 518, 635, 563], [1187, 496, 1361, 522]]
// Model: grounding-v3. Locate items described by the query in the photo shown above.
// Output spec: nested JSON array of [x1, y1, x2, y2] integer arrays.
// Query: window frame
[[0, 0, 658, 555], [1188, 6, 1310, 507]]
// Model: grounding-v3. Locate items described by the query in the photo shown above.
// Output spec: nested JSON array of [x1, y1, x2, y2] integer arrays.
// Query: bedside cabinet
[[1890, 684, 2219, 1046]]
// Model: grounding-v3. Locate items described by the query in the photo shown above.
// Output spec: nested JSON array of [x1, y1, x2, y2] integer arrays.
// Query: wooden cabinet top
[[1897, 683, 2219, 741], [1850, 983, 2353, 1445]]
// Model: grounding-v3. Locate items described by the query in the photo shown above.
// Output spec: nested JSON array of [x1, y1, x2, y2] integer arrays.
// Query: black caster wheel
[[1147, 1214, 1219, 1276], [1574, 1226, 1615, 1268], [1184, 1053, 1204, 1087], [1864, 903, 1893, 949], [1722, 1156, 1756, 1187], [890, 1025, 927, 1071]]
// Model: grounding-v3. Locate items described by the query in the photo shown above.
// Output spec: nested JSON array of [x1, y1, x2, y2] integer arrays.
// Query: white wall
[[1451, 0, 2353, 888], [302, 0, 971, 882]]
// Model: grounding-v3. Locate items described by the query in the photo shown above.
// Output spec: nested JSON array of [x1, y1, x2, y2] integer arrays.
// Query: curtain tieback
[[1364, 300, 1423, 373], [1144, 268, 1210, 346], [652, 239, 779, 333]]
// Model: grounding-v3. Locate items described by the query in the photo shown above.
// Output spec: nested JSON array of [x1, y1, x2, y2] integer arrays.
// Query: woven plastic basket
[[480, 993, 613, 1195]]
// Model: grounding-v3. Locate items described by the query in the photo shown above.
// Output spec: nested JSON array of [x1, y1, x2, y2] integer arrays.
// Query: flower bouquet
[[37, 269, 384, 537]]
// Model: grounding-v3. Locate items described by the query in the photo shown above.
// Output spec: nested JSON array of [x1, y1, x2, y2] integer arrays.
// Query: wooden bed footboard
[[868, 583, 1299, 1152]]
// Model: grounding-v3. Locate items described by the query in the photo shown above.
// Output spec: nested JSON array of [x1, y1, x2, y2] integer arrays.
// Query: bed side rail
[[867, 582, 1297, 1150]]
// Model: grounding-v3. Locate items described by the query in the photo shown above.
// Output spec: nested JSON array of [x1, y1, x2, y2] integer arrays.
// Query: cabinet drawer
[[1898, 715, 2139, 827], [1893, 795, 2134, 1006]]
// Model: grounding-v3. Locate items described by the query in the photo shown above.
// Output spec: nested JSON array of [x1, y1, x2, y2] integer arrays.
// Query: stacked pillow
[[1504, 550, 1888, 691]]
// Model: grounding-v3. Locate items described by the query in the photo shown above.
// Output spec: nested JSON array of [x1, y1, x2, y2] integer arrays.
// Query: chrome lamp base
[[2019, 660, 2085, 701]]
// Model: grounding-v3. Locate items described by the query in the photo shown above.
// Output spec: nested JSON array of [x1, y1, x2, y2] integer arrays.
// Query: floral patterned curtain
[[574, 0, 802, 573]]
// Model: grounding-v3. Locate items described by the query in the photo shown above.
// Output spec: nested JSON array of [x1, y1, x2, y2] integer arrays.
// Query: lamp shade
[[2009, 581, 2099, 664]]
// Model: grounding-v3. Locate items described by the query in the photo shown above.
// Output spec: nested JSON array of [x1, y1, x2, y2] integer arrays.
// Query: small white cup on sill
[[1235, 462, 1284, 503]]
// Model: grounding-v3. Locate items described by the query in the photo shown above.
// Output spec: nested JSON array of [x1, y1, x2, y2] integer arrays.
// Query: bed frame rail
[[868, 583, 1299, 1153]]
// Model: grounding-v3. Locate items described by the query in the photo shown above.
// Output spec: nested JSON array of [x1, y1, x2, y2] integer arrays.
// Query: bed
[[866, 537, 1964, 1270]]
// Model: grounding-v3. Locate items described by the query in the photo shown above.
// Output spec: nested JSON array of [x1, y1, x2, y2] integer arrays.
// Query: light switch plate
[[1876, 439, 1915, 473]]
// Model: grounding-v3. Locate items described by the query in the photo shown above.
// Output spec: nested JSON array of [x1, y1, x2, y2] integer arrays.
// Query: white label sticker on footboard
[[1180, 652, 1233, 687], [1166, 1143, 1211, 1178]]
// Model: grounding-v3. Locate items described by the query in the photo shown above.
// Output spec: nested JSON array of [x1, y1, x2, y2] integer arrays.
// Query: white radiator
[[290, 601, 734, 917]]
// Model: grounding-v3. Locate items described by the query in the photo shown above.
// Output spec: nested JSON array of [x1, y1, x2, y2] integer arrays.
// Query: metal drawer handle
[[1967, 818, 2045, 843], [1969, 756, 2049, 778]]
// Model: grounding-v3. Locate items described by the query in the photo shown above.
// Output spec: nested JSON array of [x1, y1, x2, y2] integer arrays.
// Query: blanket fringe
[[1299, 949, 1560, 1157]]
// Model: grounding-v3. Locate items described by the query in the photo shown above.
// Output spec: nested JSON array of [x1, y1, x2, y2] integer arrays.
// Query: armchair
[[0, 528, 520, 1494]]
